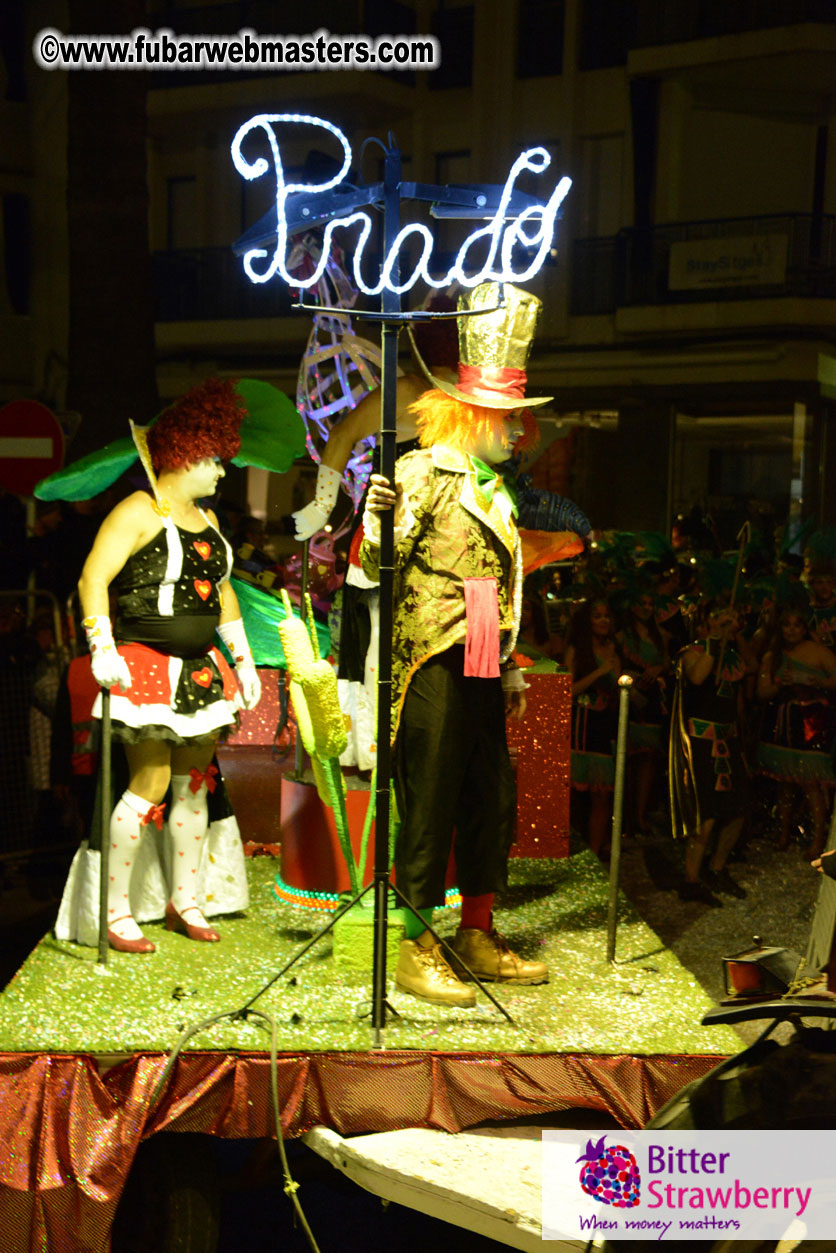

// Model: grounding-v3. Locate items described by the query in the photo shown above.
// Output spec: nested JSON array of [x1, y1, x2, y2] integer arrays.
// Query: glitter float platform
[[0, 851, 740, 1252], [0, 675, 738, 1250]]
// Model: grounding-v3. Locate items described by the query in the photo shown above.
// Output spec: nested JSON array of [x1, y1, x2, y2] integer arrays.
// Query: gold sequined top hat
[[425, 281, 552, 409]]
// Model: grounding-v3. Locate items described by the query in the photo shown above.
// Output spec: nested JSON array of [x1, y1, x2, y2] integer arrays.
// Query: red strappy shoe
[[107, 916, 156, 954], [165, 901, 220, 942]]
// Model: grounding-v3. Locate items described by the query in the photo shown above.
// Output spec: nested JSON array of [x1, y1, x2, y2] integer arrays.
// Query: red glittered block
[[505, 671, 571, 859]]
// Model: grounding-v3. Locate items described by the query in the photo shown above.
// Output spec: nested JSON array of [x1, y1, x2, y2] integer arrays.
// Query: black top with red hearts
[[115, 521, 229, 658]]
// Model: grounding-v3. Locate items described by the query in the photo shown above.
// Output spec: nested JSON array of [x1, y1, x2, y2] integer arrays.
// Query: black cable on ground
[[146, 1005, 321, 1253]]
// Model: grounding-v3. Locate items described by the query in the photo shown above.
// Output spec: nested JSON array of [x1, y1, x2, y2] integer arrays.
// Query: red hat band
[[457, 364, 528, 405]]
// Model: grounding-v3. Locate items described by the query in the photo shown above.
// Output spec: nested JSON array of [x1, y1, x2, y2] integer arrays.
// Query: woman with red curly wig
[[68, 379, 261, 953]]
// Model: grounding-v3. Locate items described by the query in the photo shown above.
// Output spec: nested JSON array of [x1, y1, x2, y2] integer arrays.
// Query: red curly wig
[[147, 378, 246, 473], [409, 389, 539, 456]]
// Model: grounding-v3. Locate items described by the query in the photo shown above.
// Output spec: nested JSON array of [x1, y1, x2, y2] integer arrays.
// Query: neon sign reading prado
[[231, 113, 571, 296]]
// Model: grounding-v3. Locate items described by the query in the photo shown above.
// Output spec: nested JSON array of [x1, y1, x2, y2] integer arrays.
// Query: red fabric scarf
[[463, 577, 500, 677]]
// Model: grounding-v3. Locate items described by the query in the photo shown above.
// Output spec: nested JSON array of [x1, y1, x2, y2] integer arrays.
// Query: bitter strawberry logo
[[577, 1136, 641, 1208]]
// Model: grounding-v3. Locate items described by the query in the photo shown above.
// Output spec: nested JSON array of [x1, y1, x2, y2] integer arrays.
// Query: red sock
[[460, 892, 494, 932]]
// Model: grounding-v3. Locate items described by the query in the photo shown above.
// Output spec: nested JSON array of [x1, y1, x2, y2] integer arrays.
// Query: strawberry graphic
[[576, 1136, 640, 1208]]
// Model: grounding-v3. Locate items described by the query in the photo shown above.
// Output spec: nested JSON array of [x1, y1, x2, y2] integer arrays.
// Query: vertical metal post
[[371, 137, 402, 1043], [97, 688, 112, 965], [294, 539, 310, 778], [606, 675, 632, 963]]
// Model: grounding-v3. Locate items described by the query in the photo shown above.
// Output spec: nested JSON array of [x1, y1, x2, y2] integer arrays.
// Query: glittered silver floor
[[0, 850, 744, 1056]]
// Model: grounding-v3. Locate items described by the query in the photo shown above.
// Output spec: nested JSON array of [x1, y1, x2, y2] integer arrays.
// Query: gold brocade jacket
[[360, 444, 522, 743]]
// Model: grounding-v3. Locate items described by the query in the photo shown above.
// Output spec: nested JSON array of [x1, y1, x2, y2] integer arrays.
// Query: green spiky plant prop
[[277, 590, 360, 897]]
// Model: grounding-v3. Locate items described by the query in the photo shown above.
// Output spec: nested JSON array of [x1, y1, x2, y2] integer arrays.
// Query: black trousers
[[393, 645, 516, 911]]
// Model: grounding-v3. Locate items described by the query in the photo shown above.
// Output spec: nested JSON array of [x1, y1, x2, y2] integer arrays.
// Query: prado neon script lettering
[[230, 113, 571, 295]]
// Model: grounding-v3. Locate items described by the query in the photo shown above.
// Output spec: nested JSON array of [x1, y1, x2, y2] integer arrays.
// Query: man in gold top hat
[[362, 282, 550, 1007]]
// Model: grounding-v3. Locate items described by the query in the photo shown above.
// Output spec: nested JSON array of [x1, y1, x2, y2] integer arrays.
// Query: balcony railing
[[571, 213, 836, 315], [633, 0, 836, 49], [153, 247, 295, 320]]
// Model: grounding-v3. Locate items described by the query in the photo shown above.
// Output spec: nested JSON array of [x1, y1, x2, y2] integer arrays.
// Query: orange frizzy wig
[[409, 389, 539, 456], [147, 378, 246, 473]]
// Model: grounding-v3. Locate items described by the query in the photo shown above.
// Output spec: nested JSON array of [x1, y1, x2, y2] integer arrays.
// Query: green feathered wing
[[229, 577, 331, 668], [34, 379, 306, 501]]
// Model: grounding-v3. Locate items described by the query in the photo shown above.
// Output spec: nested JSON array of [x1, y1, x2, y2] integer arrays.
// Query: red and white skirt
[[92, 642, 242, 745]]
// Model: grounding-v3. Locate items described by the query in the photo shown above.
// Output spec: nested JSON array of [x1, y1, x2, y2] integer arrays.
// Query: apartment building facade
[[3, 0, 835, 544]]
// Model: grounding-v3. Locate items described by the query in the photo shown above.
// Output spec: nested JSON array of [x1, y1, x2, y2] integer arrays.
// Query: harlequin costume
[[361, 282, 554, 1005], [671, 644, 748, 834]]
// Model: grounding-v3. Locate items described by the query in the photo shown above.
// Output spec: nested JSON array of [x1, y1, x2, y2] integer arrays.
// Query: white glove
[[216, 617, 262, 710], [292, 463, 342, 540], [83, 616, 132, 691], [237, 664, 262, 710], [361, 493, 413, 548]]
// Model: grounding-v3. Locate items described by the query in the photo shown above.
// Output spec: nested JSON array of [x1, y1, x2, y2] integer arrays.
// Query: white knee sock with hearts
[[109, 789, 154, 940], [168, 773, 209, 924]]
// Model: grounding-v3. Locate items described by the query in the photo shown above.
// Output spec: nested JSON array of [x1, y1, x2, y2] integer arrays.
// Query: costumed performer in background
[[292, 296, 460, 773], [56, 379, 261, 953], [292, 297, 591, 774], [671, 599, 754, 904], [756, 603, 836, 858], [362, 282, 550, 1008]]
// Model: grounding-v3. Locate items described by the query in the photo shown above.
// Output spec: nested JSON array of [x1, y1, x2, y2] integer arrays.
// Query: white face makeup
[[466, 411, 525, 465], [183, 457, 225, 498]]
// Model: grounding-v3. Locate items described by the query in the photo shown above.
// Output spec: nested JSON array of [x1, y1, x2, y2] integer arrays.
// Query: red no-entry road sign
[[0, 400, 65, 496]]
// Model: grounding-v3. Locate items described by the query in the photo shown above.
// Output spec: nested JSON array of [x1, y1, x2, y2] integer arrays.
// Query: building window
[[0, 1, 26, 102], [575, 134, 624, 237], [430, 4, 474, 89], [3, 193, 30, 314], [166, 176, 198, 250], [517, 0, 564, 78], [579, 0, 634, 70]]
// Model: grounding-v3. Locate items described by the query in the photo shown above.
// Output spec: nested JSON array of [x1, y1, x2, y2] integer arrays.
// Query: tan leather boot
[[451, 927, 549, 984], [395, 939, 477, 1007]]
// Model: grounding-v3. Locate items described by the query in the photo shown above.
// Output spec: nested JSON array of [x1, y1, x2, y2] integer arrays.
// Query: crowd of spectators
[[513, 522, 836, 906]]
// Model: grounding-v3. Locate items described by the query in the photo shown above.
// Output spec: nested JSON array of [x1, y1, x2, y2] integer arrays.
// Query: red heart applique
[[191, 668, 212, 687], [194, 579, 212, 601], [193, 540, 212, 560]]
